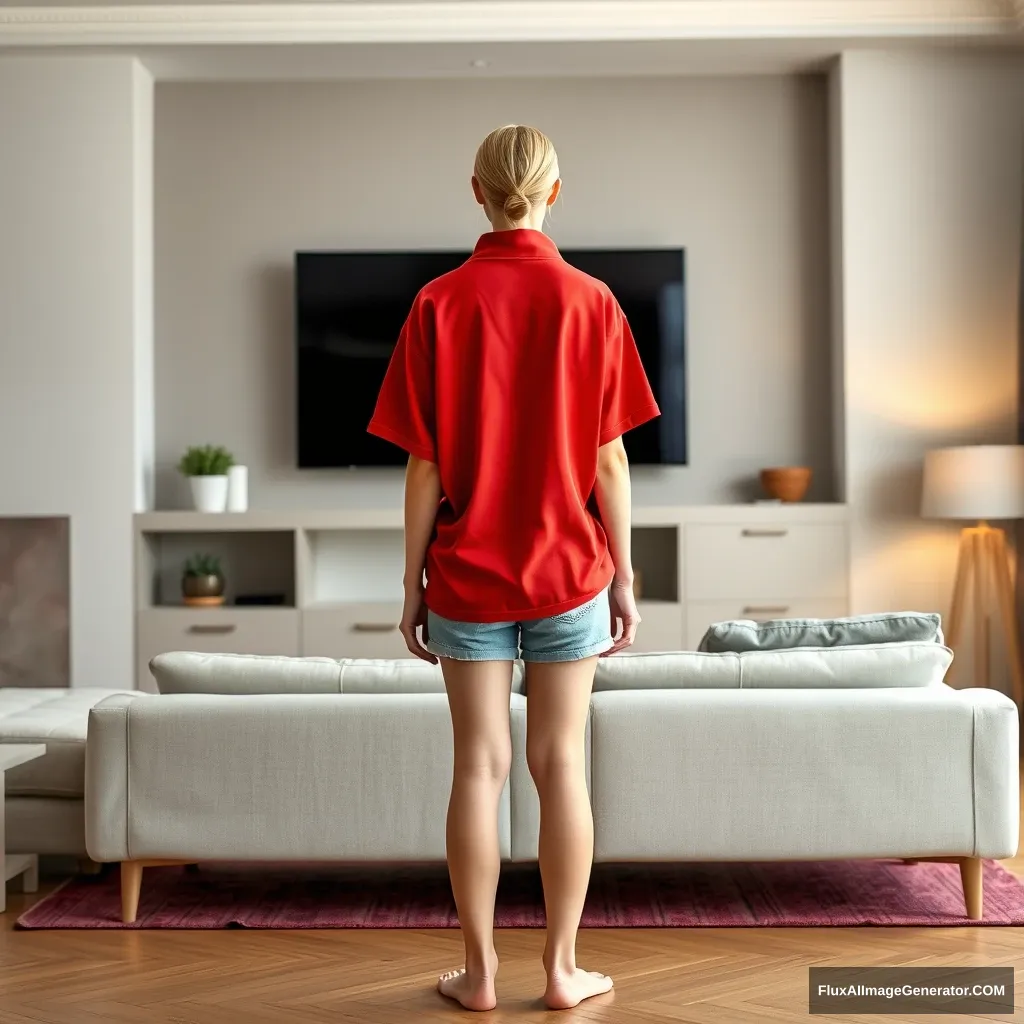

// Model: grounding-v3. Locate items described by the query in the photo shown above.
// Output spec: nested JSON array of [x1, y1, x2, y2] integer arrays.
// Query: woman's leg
[[525, 656, 613, 1010], [437, 657, 514, 1012]]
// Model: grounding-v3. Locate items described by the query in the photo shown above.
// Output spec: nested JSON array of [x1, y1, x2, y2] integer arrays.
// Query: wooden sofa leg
[[120, 860, 192, 923], [902, 859, 919, 865], [959, 856, 983, 921], [121, 862, 143, 924], [78, 859, 104, 876]]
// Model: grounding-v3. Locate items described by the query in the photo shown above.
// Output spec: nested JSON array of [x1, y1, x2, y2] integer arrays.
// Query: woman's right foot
[[437, 965, 498, 1012], [544, 968, 614, 1010]]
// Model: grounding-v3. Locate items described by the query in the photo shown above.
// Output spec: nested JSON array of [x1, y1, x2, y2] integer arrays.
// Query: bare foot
[[544, 968, 614, 1010], [437, 966, 498, 1012]]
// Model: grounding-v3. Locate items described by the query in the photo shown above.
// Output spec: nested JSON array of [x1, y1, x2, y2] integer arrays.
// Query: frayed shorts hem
[[425, 640, 520, 662], [520, 638, 614, 663]]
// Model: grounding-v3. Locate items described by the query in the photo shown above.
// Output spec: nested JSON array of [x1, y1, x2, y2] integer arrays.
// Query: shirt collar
[[472, 229, 562, 260]]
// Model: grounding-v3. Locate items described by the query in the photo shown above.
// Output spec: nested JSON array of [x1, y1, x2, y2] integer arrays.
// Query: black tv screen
[[296, 247, 686, 467]]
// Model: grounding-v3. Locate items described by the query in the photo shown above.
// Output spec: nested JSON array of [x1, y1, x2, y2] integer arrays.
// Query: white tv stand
[[134, 504, 850, 690]]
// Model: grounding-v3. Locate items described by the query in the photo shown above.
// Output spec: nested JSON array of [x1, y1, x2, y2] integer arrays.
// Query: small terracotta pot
[[759, 466, 812, 503], [182, 573, 225, 600]]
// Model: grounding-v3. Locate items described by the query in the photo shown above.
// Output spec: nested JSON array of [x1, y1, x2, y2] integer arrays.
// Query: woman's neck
[[487, 210, 548, 233]]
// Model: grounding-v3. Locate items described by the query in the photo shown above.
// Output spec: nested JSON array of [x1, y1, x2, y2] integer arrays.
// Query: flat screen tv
[[296, 247, 686, 467]]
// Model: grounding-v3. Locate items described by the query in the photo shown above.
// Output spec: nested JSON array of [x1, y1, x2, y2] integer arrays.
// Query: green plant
[[178, 445, 235, 477], [184, 553, 223, 578]]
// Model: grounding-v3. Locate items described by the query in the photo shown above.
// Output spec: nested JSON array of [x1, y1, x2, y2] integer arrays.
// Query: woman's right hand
[[604, 576, 640, 656], [400, 585, 438, 664]]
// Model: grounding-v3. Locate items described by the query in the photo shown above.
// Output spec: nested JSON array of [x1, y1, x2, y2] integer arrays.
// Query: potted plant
[[182, 553, 226, 607], [178, 445, 235, 513]]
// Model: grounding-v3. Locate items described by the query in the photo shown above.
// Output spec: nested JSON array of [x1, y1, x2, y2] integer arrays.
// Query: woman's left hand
[[400, 586, 437, 664]]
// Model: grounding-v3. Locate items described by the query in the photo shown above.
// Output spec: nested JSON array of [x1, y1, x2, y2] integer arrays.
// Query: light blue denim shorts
[[426, 589, 613, 663]]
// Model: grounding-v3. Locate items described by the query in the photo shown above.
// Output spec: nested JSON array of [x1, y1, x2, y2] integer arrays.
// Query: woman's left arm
[[400, 454, 442, 662]]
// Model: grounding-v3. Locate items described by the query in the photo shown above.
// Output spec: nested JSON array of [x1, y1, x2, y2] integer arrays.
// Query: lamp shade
[[921, 445, 1024, 521]]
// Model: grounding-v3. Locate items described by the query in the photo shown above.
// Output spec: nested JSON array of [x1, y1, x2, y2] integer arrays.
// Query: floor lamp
[[922, 445, 1024, 712]]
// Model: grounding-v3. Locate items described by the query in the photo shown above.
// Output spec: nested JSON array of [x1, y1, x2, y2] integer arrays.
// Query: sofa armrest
[[963, 686, 1020, 857], [85, 694, 149, 862]]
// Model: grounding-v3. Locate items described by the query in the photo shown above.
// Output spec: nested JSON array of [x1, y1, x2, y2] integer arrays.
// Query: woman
[[368, 124, 659, 1012]]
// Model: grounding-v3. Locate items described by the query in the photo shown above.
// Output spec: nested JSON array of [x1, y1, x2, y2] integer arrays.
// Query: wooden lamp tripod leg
[[945, 529, 973, 651], [972, 529, 989, 690], [945, 529, 973, 655]]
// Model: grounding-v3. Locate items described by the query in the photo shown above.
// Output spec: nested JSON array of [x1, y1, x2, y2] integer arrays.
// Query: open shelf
[[302, 529, 405, 606], [138, 529, 296, 608]]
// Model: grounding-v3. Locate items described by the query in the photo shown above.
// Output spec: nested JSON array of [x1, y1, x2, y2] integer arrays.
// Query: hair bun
[[474, 125, 558, 226], [503, 192, 531, 222]]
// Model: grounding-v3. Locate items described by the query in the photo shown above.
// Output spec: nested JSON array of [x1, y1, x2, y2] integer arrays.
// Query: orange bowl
[[760, 466, 812, 503]]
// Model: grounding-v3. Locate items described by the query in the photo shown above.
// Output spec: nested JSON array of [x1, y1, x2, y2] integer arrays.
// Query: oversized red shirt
[[368, 229, 660, 623]]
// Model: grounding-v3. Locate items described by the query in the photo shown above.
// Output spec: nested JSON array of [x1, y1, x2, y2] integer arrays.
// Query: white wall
[[134, 60, 156, 512], [0, 56, 154, 688], [831, 52, 1024, 629], [154, 75, 832, 509]]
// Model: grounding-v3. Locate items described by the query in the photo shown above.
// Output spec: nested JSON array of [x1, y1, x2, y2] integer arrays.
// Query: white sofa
[[84, 644, 1019, 923]]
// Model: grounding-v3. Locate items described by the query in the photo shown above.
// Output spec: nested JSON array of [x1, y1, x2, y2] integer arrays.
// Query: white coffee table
[[1, 744, 46, 912]]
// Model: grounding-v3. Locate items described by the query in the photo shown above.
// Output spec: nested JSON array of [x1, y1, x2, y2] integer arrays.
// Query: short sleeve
[[367, 292, 437, 462], [600, 300, 661, 446]]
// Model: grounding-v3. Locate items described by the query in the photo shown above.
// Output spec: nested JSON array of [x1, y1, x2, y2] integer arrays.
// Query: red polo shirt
[[368, 229, 660, 623]]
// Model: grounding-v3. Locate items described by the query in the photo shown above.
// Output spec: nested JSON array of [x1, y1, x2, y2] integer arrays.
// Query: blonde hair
[[473, 125, 559, 223]]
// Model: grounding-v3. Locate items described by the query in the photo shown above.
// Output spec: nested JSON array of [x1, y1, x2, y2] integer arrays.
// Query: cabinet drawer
[[684, 598, 850, 650], [625, 601, 685, 654], [684, 523, 847, 601], [137, 608, 300, 691], [302, 604, 411, 660]]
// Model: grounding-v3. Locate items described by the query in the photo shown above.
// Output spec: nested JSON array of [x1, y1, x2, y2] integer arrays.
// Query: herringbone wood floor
[[3, 770, 1022, 1023]]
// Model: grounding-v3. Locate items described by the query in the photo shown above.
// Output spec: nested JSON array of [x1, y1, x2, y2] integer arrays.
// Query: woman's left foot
[[437, 966, 498, 1011]]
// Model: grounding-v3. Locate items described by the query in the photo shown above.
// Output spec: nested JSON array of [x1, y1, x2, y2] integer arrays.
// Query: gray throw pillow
[[697, 611, 944, 654]]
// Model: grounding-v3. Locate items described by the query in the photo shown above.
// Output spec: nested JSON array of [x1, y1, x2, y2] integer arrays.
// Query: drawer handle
[[743, 605, 791, 616], [741, 529, 788, 538], [352, 622, 399, 633], [187, 624, 237, 635]]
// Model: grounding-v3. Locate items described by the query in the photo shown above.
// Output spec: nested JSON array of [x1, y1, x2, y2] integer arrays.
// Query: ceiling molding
[[0, 0, 1019, 48]]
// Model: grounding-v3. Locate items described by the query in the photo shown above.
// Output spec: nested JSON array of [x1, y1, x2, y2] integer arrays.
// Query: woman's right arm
[[594, 436, 640, 654]]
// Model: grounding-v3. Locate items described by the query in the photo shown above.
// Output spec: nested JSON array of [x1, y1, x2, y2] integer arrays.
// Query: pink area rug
[[17, 860, 1024, 930]]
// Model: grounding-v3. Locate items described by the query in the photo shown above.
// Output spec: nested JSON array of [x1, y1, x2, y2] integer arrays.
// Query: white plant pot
[[226, 465, 249, 512], [189, 475, 229, 513]]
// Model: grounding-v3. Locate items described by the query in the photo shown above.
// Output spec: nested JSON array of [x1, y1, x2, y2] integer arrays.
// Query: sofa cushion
[[340, 659, 526, 695], [151, 652, 344, 694], [697, 611, 944, 653], [0, 687, 135, 797], [594, 643, 952, 691], [150, 651, 527, 696], [594, 652, 740, 691], [731, 643, 952, 688]]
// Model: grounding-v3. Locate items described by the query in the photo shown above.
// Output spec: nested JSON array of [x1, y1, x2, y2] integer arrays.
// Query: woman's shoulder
[[553, 261, 615, 303]]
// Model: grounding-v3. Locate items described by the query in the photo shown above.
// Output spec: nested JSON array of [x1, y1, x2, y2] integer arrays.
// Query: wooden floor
[[3, 773, 1022, 1023]]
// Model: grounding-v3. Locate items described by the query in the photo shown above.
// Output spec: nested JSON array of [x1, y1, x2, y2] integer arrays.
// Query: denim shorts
[[426, 589, 613, 663]]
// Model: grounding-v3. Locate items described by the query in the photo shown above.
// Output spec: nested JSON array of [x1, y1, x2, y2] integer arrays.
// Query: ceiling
[[14, 36, 1003, 81], [1, 0, 1020, 81]]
